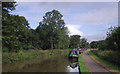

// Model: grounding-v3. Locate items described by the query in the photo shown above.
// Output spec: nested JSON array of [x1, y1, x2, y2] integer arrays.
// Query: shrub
[[94, 50, 120, 67]]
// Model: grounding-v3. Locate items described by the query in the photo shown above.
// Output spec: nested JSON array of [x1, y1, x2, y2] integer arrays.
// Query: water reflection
[[66, 58, 79, 72], [3, 54, 80, 73]]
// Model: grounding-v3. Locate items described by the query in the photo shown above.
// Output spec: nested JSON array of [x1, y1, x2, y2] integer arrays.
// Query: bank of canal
[[3, 50, 80, 72]]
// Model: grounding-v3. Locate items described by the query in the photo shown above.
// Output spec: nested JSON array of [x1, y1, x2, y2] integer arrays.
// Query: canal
[[3, 54, 80, 73]]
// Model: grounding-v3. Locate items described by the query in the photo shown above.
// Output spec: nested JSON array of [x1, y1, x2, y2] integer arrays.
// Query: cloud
[[82, 33, 107, 43], [12, 2, 117, 42], [65, 24, 83, 36], [14, 2, 117, 27], [104, 25, 112, 28], [15, 0, 119, 2], [15, 2, 73, 14], [15, 11, 42, 21], [26, 16, 42, 22], [73, 6, 118, 25]]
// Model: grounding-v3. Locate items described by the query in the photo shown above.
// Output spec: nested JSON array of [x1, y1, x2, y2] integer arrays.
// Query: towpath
[[82, 50, 111, 73]]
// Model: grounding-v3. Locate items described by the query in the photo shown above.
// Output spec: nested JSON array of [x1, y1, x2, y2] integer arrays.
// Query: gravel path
[[82, 50, 110, 73]]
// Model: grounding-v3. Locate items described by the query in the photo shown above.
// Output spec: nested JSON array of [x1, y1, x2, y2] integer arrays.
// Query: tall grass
[[89, 50, 120, 71], [3, 50, 38, 63], [2, 49, 71, 63]]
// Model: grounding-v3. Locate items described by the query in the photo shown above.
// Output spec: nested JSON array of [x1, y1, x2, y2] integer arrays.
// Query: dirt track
[[82, 50, 111, 73]]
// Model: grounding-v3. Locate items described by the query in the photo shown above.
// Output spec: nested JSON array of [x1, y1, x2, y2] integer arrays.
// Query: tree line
[[3, 2, 119, 52], [2, 2, 89, 52], [90, 26, 120, 51]]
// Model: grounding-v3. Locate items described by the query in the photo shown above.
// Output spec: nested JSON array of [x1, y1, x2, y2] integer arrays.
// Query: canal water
[[3, 54, 80, 73]]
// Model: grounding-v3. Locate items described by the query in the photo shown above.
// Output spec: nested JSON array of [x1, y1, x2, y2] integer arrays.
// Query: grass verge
[[2, 49, 70, 63], [88, 50, 120, 72], [78, 52, 89, 73]]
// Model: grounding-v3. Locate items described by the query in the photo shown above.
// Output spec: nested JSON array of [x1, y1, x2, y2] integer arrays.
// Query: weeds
[[89, 50, 120, 71], [3, 50, 38, 63], [2, 49, 71, 63]]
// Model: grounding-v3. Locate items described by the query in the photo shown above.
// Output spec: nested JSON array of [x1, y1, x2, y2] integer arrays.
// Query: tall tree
[[36, 10, 68, 49], [69, 35, 81, 49], [80, 38, 88, 48], [92, 26, 120, 51], [106, 27, 120, 51], [90, 41, 98, 48], [2, 14, 30, 51], [2, 2, 17, 51], [2, 2, 17, 21]]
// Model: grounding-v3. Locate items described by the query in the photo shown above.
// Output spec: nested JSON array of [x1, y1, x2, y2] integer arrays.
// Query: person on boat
[[79, 49, 81, 54]]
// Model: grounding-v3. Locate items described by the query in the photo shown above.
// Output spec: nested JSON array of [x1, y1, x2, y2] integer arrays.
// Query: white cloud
[[15, 0, 119, 2], [73, 5, 118, 25], [26, 16, 42, 22], [104, 25, 112, 28], [15, 2, 72, 14], [14, 2, 118, 28], [82, 33, 107, 43], [12, 2, 117, 42], [104, 24, 118, 28], [15, 11, 42, 21], [65, 24, 83, 36]]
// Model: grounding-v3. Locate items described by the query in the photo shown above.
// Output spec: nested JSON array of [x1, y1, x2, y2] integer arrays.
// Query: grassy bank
[[88, 50, 120, 72], [2, 49, 70, 63], [78, 52, 89, 73]]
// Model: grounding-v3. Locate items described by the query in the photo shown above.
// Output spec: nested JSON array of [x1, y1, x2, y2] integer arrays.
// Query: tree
[[93, 26, 120, 51], [97, 40, 107, 50], [90, 41, 98, 48], [2, 3, 71, 51], [69, 35, 81, 49], [106, 27, 120, 51], [2, 2, 17, 21], [2, 14, 31, 51], [80, 38, 88, 48], [2, 2, 17, 52], [36, 10, 69, 49], [29, 29, 41, 49]]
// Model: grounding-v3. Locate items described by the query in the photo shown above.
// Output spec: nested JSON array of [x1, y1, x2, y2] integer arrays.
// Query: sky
[[11, 2, 118, 42]]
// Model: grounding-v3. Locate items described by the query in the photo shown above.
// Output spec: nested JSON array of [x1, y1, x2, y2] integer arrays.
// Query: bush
[[2, 47, 9, 52], [91, 50, 120, 67], [2, 49, 38, 63]]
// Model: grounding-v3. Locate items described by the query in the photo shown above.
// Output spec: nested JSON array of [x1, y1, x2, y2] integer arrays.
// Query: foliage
[[2, 15, 31, 51], [2, 49, 71, 63], [69, 35, 80, 48], [106, 27, 120, 51], [90, 27, 120, 51], [49, 51, 54, 56], [80, 38, 89, 48], [2, 2, 17, 20], [35, 10, 70, 49], [2, 50, 38, 63], [90, 41, 98, 48], [89, 50, 120, 71], [89, 50, 120, 67], [69, 35, 89, 49], [2, 2, 35, 51], [2, 2, 89, 51]]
